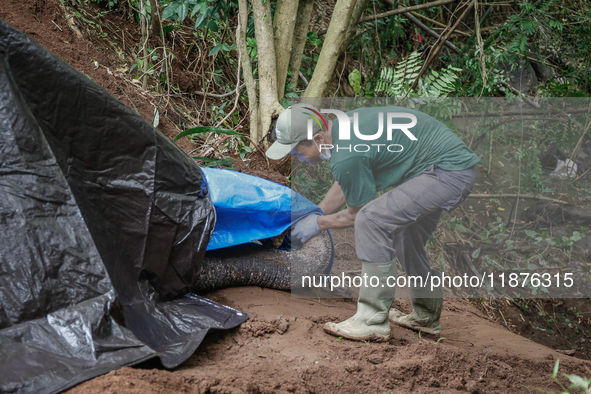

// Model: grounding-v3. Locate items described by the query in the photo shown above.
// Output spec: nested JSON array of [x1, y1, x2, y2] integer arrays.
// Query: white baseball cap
[[265, 103, 322, 160]]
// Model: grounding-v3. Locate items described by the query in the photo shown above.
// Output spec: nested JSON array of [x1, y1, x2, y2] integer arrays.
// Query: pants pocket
[[443, 176, 474, 211]]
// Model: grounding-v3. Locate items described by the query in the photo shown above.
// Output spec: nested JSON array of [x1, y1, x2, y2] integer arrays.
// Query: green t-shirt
[[330, 106, 480, 208]]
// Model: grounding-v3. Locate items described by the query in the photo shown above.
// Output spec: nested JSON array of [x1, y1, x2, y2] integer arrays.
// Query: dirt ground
[[4, 1, 591, 393], [65, 278, 591, 394], [64, 229, 591, 394]]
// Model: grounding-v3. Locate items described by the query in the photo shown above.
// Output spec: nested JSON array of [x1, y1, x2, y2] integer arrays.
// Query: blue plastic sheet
[[202, 168, 322, 250]]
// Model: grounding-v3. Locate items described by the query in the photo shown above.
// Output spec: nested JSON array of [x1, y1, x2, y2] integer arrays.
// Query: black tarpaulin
[[0, 19, 247, 393]]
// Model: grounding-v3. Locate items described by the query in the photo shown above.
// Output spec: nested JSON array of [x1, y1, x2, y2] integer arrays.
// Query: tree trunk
[[303, 0, 357, 97], [238, 0, 260, 142], [273, 0, 299, 100], [339, 0, 369, 54], [252, 0, 284, 144], [148, 0, 161, 37], [289, 0, 314, 91], [139, 0, 149, 89]]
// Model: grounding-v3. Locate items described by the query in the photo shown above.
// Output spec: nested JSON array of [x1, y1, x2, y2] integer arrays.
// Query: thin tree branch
[[464, 0, 498, 51], [466, 194, 569, 205], [288, 0, 314, 91], [215, 20, 242, 128], [299, 71, 309, 86], [304, 0, 356, 98], [148, 0, 161, 37], [358, 0, 457, 24], [405, 12, 461, 54], [409, 0, 475, 92], [139, 0, 149, 89], [410, 11, 471, 36], [454, 108, 590, 117], [193, 84, 246, 98], [500, 81, 539, 109], [317, 0, 457, 36], [238, 0, 259, 143]]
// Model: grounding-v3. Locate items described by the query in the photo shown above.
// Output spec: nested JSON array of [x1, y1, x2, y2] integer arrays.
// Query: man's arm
[[318, 181, 346, 215], [316, 158, 373, 230], [317, 205, 362, 230]]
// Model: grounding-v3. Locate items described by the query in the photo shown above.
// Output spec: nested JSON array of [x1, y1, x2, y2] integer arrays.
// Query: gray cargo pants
[[355, 164, 476, 279]]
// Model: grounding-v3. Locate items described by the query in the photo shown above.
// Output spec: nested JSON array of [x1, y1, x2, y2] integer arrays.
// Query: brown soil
[[63, 225, 591, 394], [1, 0, 193, 152], [5, 2, 591, 393], [232, 154, 289, 186], [477, 298, 591, 362], [66, 274, 591, 394]]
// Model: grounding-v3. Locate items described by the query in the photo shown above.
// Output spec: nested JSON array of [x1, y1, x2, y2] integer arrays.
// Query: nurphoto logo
[[304, 108, 418, 153]]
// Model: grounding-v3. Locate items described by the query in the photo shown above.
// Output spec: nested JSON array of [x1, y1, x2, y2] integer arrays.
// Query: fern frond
[[376, 51, 424, 98]]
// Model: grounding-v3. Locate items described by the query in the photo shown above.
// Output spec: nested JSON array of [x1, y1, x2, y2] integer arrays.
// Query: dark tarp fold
[[0, 19, 247, 393]]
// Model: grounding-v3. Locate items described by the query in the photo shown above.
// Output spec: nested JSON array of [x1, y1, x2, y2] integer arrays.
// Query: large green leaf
[[162, 2, 181, 20], [209, 44, 223, 57], [348, 69, 361, 95], [195, 4, 211, 29], [177, 2, 189, 22], [209, 43, 230, 56], [192, 156, 235, 168], [190, 0, 204, 18], [207, 20, 219, 33], [174, 126, 244, 141], [565, 373, 590, 391]]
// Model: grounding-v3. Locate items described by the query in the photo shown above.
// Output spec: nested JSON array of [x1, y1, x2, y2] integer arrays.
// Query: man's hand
[[292, 214, 321, 243]]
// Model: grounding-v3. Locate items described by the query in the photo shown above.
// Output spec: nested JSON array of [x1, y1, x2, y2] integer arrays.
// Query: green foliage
[[375, 51, 462, 98], [192, 156, 234, 168], [348, 69, 361, 96], [441, 216, 468, 234], [373, 52, 463, 120], [348, 7, 410, 86], [454, 47, 511, 97], [174, 126, 244, 141], [547, 359, 591, 394], [489, 0, 591, 94], [220, 134, 252, 160], [525, 229, 586, 250], [175, 126, 249, 169], [539, 80, 590, 97], [246, 37, 257, 62], [300, 31, 324, 83], [160, 0, 232, 31], [128, 46, 160, 79], [292, 161, 334, 204], [91, 0, 118, 9], [513, 142, 545, 193], [209, 42, 232, 57], [443, 1, 591, 97]]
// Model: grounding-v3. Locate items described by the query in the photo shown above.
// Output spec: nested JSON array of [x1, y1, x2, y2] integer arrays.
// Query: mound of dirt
[[66, 368, 196, 394], [0, 0, 286, 182], [66, 284, 591, 394], [67, 225, 591, 393]]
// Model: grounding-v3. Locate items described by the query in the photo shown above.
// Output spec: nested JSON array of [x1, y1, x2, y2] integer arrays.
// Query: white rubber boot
[[324, 260, 396, 342], [390, 269, 443, 335]]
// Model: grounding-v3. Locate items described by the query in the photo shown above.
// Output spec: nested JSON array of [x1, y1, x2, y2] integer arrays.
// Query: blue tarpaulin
[[202, 168, 323, 250]]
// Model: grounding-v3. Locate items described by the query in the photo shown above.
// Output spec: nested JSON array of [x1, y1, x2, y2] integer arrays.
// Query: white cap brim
[[265, 141, 293, 160]]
